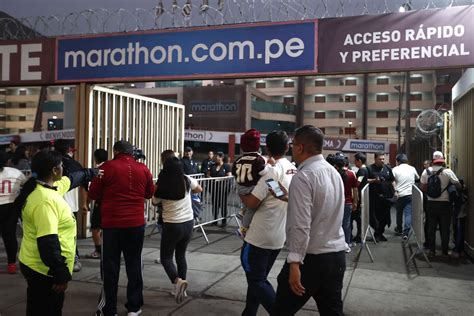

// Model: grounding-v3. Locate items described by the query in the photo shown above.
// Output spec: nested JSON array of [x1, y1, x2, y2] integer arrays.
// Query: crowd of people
[[0, 129, 468, 315]]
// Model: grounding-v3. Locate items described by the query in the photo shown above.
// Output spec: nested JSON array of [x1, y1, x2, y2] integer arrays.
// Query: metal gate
[[75, 84, 185, 237]]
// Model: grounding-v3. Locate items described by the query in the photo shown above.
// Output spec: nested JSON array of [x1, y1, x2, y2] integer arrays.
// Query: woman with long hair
[[154, 156, 202, 304], [16, 150, 96, 315]]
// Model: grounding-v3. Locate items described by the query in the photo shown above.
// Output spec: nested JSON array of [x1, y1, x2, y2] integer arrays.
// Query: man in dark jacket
[[367, 152, 395, 242], [181, 146, 198, 175], [89, 141, 155, 316]]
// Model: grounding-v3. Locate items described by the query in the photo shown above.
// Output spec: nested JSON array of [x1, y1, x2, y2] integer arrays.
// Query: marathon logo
[[349, 141, 386, 151], [190, 101, 238, 113]]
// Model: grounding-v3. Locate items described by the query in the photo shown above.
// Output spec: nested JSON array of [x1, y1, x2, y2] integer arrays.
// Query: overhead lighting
[[130, 83, 135, 87], [411, 74, 422, 77], [284, 79, 294, 82], [345, 77, 357, 80], [52, 115, 58, 119], [188, 113, 193, 118]]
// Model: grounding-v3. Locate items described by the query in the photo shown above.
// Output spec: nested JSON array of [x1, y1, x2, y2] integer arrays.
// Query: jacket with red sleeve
[[88, 153, 155, 228]]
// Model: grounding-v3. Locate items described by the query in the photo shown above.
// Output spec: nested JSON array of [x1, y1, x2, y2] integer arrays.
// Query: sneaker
[[175, 278, 188, 304], [127, 309, 142, 316], [170, 283, 188, 297], [7, 263, 16, 274], [345, 247, 351, 254], [155, 258, 161, 264], [73, 260, 82, 272], [402, 235, 408, 241], [90, 251, 101, 259]]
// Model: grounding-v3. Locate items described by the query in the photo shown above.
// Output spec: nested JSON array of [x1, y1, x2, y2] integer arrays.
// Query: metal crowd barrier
[[147, 175, 241, 243]]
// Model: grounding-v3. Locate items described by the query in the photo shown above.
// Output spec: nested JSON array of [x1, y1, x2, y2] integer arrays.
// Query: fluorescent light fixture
[[377, 76, 389, 79], [315, 94, 325, 97], [256, 80, 265, 83], [130, 83, 135, 87], [52, 115, 58, 119], [411, 74, 422, 77], [345, 77, 357, 80], [284, 79, 294, 82], [315, 78, 326, 81], [188, 113, 193, 118], [63, 87, 70, 91]]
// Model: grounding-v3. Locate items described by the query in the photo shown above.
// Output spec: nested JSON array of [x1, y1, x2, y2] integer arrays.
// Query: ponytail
[[14, 177, 37, 218]]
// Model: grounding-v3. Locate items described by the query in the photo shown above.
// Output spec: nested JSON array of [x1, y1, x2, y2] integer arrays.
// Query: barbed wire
[[1, 0, 473, 40]]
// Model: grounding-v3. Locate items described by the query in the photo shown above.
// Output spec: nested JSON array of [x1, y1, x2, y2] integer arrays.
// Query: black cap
[[396, 153, 408, 163], [184, 146, 193, 152]]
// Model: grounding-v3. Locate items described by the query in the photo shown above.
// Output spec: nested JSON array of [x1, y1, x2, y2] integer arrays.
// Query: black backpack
[[426, 168, 446, 198]]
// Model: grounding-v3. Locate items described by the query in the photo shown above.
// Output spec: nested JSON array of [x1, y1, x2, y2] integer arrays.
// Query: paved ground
[[1, 211, 474, 315]]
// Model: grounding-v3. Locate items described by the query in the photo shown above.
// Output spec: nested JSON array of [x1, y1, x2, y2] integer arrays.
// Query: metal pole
[[395, 85, 402, 151], [405, 71, 411, 158]]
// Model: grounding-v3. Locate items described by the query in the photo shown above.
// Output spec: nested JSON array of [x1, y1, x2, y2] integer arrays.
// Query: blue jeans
[[396, 195, 412, 235], [342, 204, 352, 244], [240, 242, 280, 316]]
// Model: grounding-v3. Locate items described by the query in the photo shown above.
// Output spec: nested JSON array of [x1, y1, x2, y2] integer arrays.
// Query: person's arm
[[420, 169, 428, 192], [88, 168, 105, 201], [189, 176, 203, 193], [34, 202, 71, 292], [144, 169, 155, 199], [225, 163, 232, 177], [67, 168, 98, 191], [446, 169, 462, 190], [286, 174, 312, 296], [239, 193, 262, 209]]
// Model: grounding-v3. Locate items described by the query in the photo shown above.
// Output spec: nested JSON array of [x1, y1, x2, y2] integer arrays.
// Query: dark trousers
[[351, 205, 362, 241], [427, 201, 451, 255], [453, 215, 466, 253], [98, 225, 145, 315], [240, 242, 280, 316], [370, 197, 392, 237], [212, 189, 229, 225], [160, 220, 194, 283], [20, 262, 65, 316], [273, 251, 346, 316], [0, 203, 19, 263]]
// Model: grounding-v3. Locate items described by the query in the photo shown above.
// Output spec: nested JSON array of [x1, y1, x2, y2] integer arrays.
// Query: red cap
[[240, 129, 261, 152]]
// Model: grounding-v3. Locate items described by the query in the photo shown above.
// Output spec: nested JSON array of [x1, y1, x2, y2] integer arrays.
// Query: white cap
[[432, 151, 444, 159]]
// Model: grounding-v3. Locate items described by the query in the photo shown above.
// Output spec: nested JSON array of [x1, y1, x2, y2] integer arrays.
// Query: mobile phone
[[265, 179, 285, 198]]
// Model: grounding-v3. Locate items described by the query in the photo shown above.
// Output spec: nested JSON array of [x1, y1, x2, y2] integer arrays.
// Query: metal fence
[[2, 1, 472, 39]]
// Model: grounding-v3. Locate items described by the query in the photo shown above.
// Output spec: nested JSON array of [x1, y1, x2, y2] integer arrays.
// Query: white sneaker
[[73, 260, 82, 272], [170, 283, 188, 297], [175, 278, 188, 304], [155, 258, 161, 264], [127, 309, 142, 316]]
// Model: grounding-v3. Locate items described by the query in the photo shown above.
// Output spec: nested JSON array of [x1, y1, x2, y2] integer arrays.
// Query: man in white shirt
[[392, 154, 419, 240], [420, 151, 461, 257], [239, 131, 297, 316], [273, 125, 346, 316]]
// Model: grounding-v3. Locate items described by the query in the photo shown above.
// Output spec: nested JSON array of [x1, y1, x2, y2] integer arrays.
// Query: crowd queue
[[0, 127, 468, 315]]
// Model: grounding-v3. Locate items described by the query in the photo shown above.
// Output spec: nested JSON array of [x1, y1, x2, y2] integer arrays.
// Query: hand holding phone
[[265, 179, 285, 198]]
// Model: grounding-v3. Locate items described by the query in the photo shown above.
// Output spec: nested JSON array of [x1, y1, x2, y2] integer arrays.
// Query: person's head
[[240, 129, 261, 153], [326, 154, 336, 166], [184, 146, 193, 158], [396, 153, 408, 165], [432, 151, 445, 165], [374, 152, 385, 167], [292, 125, 324, 165], [113, 140, 134, 156], [214, 151, 225, 165], [93, 149, 108, 165], [9, 140, 18, 152], [155, 156, 189, 200], [31, 150, 63, 182], [54, 139, 76, 157], [12, 145, 28, 164], [333, 152, 348, 182], [207, 150, 214, 159], [161, 149, 176, 163], [266, 131, 289, 157], [354, 152, 366, 168], [423, 160, 431, 169]]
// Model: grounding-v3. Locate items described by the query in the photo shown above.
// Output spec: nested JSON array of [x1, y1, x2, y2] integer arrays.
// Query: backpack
[[426, 168, 446, 198]]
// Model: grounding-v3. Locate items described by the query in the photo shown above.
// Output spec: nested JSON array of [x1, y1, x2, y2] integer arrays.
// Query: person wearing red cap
[[420, 151, 461, 257], [232, 129, 269, 238]]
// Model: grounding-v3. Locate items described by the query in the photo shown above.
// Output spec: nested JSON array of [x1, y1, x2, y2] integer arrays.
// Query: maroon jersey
[[232, 153, 266, 187]]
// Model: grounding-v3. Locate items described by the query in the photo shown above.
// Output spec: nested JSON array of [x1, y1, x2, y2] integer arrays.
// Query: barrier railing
[[147, 175, 240, 244]]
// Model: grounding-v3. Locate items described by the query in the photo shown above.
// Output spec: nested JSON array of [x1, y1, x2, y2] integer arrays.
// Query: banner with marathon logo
[[318, 5, 474, 72]]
